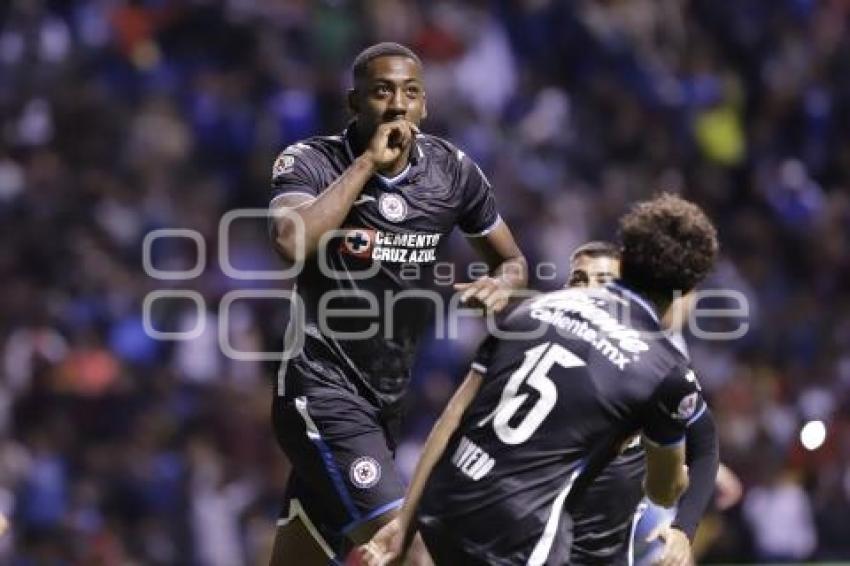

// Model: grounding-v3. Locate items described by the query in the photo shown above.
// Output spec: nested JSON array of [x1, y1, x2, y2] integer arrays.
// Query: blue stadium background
[[1, 0, 849, 563]]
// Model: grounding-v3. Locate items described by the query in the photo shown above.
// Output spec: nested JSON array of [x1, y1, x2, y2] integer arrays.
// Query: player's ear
[[421, 95, 428, 120], [347, 88, 359, 115]]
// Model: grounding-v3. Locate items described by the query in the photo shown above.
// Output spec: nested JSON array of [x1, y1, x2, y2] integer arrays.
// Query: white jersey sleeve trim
[[470, 362, 488, 375], [269, 192, 316, 208], [685, 403, 707, 427], [461, 215, 503, 237]]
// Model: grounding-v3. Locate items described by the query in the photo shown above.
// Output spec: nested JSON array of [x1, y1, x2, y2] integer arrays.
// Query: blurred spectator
[[743, 470, 817, 561], [0, 0, 848, 563]]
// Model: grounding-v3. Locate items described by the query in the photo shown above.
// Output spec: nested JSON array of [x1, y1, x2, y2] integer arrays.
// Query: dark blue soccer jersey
[[270, 125, 500, 409], [417, 285, 706, 565], [569, 331, 706, 565]]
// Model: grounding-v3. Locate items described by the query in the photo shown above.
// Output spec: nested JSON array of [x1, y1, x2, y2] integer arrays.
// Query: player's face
[[350, 56, 427, 137], [567, 255, 620, 289]]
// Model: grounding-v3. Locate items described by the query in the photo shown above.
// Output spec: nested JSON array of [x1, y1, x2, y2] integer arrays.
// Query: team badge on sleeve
[[676, 392, 699, 420], [273, 154, 295, 177], [350, 457, 381, 489], [378, 193, 408, 222]]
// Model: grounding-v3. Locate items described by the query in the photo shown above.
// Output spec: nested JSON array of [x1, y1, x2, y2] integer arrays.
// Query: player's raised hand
[[646, 525, 692, 566], [356, 517, 404, 566], [646, 525, 693, 566], [454, 276, 512, 313], [365, 119, 415, 172]]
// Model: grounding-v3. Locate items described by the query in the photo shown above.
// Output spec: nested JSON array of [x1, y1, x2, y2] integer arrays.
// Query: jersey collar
[[608, 281, 660, 325], [609, 281, 695, 359]]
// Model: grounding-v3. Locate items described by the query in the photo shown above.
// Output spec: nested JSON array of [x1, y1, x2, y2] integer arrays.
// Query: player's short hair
[[351, 42, 422, 86], [570, 241, 621, 262], [618, 194, 718, 299]]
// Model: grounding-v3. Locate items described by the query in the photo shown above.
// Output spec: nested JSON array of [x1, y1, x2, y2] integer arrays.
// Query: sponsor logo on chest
[[339, 228, 442, 264]]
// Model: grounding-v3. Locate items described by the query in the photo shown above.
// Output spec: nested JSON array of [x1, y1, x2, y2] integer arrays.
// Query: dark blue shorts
[[273, 371, 405, 553]]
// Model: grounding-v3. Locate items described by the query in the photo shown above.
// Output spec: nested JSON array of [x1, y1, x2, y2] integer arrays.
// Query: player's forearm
[[642, 436, 689, 508], [398, 372, 482, 548], [273, 155, 375, 261], [396, 415, 457, 549], [673, 410, 719, 539]]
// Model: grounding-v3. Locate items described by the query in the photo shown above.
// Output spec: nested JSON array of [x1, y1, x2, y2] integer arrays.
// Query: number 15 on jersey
[[478, 342, 586, 445]]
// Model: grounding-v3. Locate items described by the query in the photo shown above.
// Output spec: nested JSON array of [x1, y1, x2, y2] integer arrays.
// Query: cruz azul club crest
[[676, 392, 699, 421], [272, 154, 295, 177], [350, 456, 381, 489], [339, 228, 374, 258], [378, 192, 408, 222]]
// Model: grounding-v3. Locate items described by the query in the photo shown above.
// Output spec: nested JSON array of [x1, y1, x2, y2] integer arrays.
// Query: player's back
[[417, 285, 694, 565]]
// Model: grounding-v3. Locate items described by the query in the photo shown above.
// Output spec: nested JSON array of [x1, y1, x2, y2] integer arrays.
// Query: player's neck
[[620, 281, 674, 327], [380, 149, 413, 177], [656, 297, 676, 327]]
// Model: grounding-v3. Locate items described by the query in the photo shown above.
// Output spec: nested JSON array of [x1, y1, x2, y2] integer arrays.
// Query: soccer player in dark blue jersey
[[566, 241, 740, 566], [360, 194, 720, 566], [267, 43, 527, 565]]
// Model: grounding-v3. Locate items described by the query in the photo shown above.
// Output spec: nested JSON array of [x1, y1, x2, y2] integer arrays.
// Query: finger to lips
[[387, 126, 403, 148], [397, 124, 412, 148]]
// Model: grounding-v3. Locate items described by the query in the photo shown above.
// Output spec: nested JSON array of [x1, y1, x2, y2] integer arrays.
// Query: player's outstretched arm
[[272, 120, 415, 261], [647, 409, 718, 566], [642, 438, 689, 508], [641, 367, 708, 508], [671, 409, 719, 538], [359, 370, 483, 566], [456, 222, 528, 313]]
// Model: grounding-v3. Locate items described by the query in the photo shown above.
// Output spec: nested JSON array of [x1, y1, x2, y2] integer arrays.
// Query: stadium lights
[[800, 420, 827, 451]]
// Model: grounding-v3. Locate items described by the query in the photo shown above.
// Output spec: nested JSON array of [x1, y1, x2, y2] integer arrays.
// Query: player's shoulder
[[629, 333, 692, 393], [274, 135, 347, 165], [416, 133, 471, 169], [592, 285, 690, 379]]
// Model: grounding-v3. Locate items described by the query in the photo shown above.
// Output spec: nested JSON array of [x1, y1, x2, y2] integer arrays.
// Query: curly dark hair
[[618, 194, 719, 300]]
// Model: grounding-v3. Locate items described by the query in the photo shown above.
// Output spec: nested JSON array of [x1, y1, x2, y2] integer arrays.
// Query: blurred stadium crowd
[[1, 0, 850, 563]]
